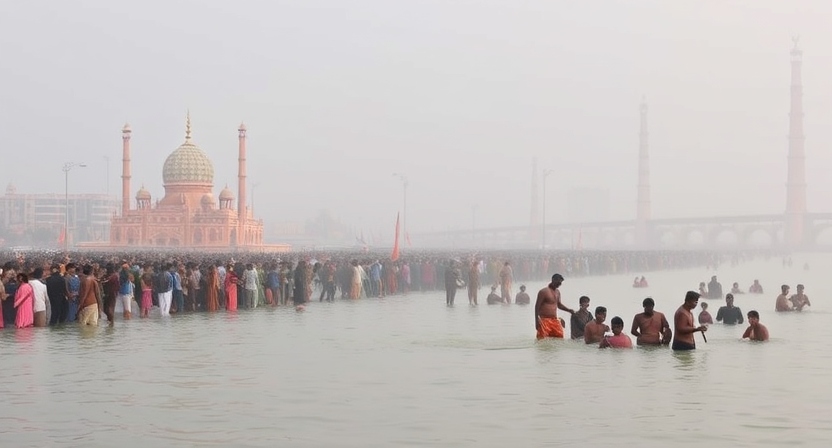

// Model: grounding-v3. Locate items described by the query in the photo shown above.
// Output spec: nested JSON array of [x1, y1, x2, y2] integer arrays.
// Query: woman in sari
[[224, 264, 238, 311], [14, 272, 34, 328]]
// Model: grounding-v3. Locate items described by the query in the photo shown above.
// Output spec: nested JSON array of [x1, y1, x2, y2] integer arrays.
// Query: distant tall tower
[[121, 123, 132, 215], [530, 157, 540, 236], [785, 37, 807, 248], [238, 122, 248, 246], [635, 98, 651, 246]]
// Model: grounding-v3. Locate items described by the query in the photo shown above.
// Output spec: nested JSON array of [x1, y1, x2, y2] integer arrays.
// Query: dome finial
[[185, 109, 192, 142]]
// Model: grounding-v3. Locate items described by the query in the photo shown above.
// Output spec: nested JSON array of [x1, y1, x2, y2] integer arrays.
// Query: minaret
[[238, 122, 247, 246], [530, 157, 540, 236], [636, 98, 651, 245], [785, 37, 807, 248], [121, 123, 132, 215]]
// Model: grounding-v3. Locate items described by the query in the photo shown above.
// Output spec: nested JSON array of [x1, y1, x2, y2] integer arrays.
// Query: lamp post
[[392, 173, 409, 238], [63, 162, 87, 252], [471, 204, 478, 248], [251, 182, 260, 217], [542, 169, 553, 250]]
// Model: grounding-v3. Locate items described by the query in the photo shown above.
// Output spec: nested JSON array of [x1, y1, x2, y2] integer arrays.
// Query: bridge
[[415, 40, 818, 251]]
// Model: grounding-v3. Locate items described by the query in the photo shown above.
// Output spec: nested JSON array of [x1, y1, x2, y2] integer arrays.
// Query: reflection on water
[[1, 254, 832, 447]]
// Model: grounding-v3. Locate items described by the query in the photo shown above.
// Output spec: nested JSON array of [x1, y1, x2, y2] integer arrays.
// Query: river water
[[1, 254, 829, 447]]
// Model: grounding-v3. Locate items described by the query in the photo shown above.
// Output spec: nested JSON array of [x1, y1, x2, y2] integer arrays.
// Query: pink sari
[[14, 282, 34, 329], [225, 272, 238, 311]]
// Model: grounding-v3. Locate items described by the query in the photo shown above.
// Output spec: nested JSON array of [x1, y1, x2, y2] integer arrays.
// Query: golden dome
[[136, 185, 151, 200], [162, 113, 214, 185], [219, 185, 235, 200]]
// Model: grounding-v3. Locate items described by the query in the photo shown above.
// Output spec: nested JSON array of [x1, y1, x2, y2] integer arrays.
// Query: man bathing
[[584, 306, 609, 345], [671, 291, 708, 351], [570, 296, 592, 340], [534, 274, 575, 339], [631, 298, 672, 346], [742, 310, 769, 342], [600, 316, 633, 349]]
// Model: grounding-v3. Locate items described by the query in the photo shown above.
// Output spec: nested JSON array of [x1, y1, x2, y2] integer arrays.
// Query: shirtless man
[[499, 261, 513, 304], [775, 284, 792, 312], [672, 291, 708, 351], [584, 306, 609, 345], [742, 310, 769, 342], [534, 273, 575, 339], [631, 298, 672, 346], [789, 284, 811, 311], [467, 260, 480, 306]]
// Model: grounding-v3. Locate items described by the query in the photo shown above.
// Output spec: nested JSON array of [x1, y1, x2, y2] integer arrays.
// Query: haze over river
[[1, 253, 829, 447]]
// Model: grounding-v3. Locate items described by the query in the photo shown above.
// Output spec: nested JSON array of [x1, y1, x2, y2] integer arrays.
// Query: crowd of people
[[0, 248, 774, 331], [533, 274, 773, 350]]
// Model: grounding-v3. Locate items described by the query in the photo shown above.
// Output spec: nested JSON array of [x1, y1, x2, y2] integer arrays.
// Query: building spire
[[185, 110, 192, 142]]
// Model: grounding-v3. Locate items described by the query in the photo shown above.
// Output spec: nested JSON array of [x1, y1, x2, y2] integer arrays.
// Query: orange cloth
[[537, 317, 564, 339]]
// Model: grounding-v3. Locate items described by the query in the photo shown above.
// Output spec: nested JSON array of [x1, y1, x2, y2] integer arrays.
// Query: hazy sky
[[2, 0, 831, 238]]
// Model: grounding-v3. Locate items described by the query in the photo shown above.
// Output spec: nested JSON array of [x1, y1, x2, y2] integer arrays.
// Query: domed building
[[108, 114, 266, 249]]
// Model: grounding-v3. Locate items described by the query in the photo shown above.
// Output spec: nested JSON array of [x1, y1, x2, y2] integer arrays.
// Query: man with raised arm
[[534, 273, 575, 339]]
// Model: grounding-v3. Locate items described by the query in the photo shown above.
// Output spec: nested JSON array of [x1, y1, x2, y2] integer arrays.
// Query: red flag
[[58, 226, 66, 245], [406, 231, 412, 247], [391, 213, 401, 261]]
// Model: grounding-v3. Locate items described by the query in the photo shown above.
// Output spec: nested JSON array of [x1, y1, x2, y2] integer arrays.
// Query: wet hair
[[748, 310, 760, 319], [643, 297, 654, 307], [611, 316, 624, 327], [579, 295, 590, 304], [551, 273, 564, 282], [684, 291, 700, 302], [701, 302, 709, 309], [726, 293, 734, 300], [595, 306, 607, 316]]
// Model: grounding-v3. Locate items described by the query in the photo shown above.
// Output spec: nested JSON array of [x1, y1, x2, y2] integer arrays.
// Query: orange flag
[[391, 213, 401, 261], [58, 226, 66, 245]]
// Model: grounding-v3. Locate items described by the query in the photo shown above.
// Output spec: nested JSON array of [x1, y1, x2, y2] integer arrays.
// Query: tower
[[530, 157, 540, 238], [785, 37, 807, 247], [238, 122, 247, 246], [636, 98, 651, 245], [121, 123, 132, 215]]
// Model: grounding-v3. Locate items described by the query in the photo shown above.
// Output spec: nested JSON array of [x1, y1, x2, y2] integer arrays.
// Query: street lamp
[[471, 204, 478, 248], [63, 162, 87, 252], [392, 173, 409, 238], [542, 169, 553, 250], [251, 181, 260, 216]]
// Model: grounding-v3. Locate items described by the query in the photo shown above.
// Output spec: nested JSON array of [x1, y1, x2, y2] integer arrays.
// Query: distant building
[[567, 187, 611, 223], [0, 183, 118, 247]]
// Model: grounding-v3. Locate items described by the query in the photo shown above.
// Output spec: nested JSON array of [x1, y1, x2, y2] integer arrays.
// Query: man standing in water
[[631, 298, 672, 346], [672, 291, 708, 351], [534, 273, 574, 339], [716, 294, 743, 325], [775, 284, 792, 312], [444, 260, 460, 306]]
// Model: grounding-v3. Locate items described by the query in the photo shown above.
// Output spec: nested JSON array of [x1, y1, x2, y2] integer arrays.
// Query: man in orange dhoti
[[535, 273, 574, 340]]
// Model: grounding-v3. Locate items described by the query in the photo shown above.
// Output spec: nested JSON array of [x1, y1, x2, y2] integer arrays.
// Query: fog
[[1, 0, 831, 242]]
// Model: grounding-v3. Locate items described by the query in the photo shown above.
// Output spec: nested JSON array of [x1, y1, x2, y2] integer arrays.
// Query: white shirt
[[31, 279, 48, 312]]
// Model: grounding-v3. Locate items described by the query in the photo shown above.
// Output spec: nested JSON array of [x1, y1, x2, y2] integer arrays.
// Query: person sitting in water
[[698, 282, 708, 298], [486, 286, 503, 305], [698, 302, 714, 325], [730, 282, 744, 295], [515, 285, 530, 305], [584, 306, 609, 345], [742, 310, 769, 342], [639, 276, 648, 288], [775, 285, 792, 312], [716, 294, 743, 325], [632, 277, 641, 288], [749, 280, 764, 294], [600, 316, 633, 349], [789, 284, 811, 311]]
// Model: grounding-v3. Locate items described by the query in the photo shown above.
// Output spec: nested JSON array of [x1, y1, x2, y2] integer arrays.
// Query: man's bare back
[[631, 312, 669, 345]]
